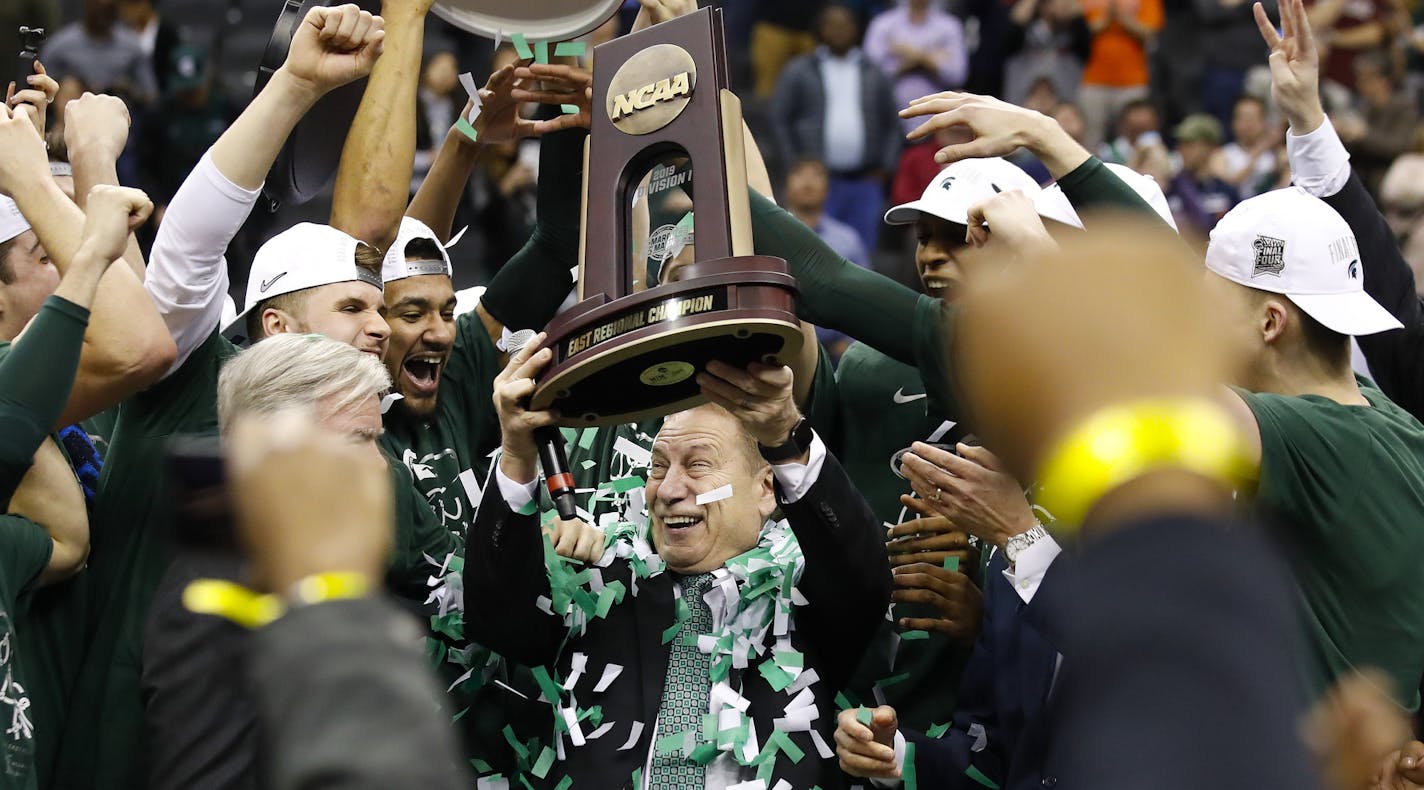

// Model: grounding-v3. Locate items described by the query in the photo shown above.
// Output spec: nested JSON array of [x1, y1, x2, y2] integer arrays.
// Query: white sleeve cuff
[[1286, 115, 1351, 198], [1001, 534, 1063, 604], [769, 431, 827, 504], [869, 730, 908, 788], [494, 464, 540, 513]]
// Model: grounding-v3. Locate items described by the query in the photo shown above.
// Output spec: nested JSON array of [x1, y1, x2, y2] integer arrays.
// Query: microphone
[[506, 329, 579, 521]]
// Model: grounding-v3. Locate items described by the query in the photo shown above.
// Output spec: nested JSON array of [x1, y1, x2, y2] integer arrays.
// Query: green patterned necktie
[[649, 572, 717, 788]]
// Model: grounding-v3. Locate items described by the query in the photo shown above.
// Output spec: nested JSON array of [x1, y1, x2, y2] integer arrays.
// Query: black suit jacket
[[1323, 169, 1424, 420], [464, 451, 891, 789], [905, 551, 1060, 790]]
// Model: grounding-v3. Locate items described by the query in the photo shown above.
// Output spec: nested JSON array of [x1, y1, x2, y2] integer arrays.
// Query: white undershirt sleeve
[[144, 150, 262, 375]]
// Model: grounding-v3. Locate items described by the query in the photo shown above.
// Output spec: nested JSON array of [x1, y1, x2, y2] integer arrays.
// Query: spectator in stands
[[415, 50, 463, 192], [1198, 0, 1276, 131], [962, 0, 1018, 97], [1306, 0, 1391, 96], [1077, 0, 1163, 149], [1054, 100, 1089, 143], [865, 0, 969, 135], [143, 45, 234, 209], [1215, 94, 1284, 199], [1099, 97, 1162, 165], [1003, 0, 1092, 106], [1336, 52, 1420, 195], [1167, 113, 1238, 237], [1378, 155, 1424, 297], [750, 0, 825, 99], [115, 0, 178, 95], [39, 0, 156, 104], [772, 3, 902, 252], [785, 158, 869, 358]]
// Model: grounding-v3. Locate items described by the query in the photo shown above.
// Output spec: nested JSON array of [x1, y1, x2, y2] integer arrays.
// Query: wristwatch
[[1003, 523, 1049, 564], [759, 417, 814, 463]]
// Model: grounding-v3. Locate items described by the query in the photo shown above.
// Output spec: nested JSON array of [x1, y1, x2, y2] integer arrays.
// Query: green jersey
[[380, 311, 502, 540], [827, 342, 974, 730], [1239, 378, 1424, 710], [0, 515, 55, 790]]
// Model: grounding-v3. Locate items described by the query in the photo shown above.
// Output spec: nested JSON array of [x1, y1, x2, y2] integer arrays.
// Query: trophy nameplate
[[531, 8, 802, 425]]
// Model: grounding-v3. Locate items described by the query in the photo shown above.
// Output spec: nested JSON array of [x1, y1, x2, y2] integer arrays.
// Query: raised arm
[[64, 93, 147, 280], [146, 4, 385, 370], [329, 0, 432, 252], [0, 104, 174, 427]]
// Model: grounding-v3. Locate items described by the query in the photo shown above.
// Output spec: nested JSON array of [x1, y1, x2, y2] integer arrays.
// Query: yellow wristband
[[182, 572, 372, 629], [1036, 398, 1258, 533]]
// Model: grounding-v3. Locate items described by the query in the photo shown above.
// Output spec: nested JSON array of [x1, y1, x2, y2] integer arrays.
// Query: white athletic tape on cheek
[[695, 484, 733, 505]]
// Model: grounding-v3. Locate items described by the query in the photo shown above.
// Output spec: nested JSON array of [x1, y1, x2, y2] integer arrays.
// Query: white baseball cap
[[224, 223, 383, 343], [382, 216, 453, 283], [0, 196, 30, 245], [884, 157, 1077, 227], [1205, 187, 1402, 336], [1033, 163, 1180, 232]]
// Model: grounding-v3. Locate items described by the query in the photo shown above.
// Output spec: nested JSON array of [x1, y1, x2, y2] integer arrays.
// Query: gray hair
[[217, 333, 391, 434]]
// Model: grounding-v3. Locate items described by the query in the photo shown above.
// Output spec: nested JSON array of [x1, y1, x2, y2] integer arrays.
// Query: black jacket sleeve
[[1322, 169, 1424, 419], [250, 597, 469, 790], [478, 127, 587, 331], [0, 295, 89, 507], [461, 476, 566, 667], [777, 447, 892, 689]]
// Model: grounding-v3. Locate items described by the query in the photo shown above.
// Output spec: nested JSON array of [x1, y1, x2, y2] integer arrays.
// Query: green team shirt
[[0, 515, 57, 790], [1239, 378, 1424, 710], [826, 342, 974, 730]]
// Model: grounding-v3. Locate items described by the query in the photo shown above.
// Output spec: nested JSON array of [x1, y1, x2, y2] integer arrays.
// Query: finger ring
[[930, 488, 941, 503]]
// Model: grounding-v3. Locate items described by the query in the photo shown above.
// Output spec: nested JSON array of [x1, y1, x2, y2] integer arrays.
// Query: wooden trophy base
[[532, 256, 802, 425]]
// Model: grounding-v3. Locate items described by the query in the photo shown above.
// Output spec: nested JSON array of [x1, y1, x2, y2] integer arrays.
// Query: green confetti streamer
[[578, 426, 599, 449], [904, 742, 918, 790], [534, 40, 550, 64], [503, 725, 530, 761], [531, 665, 563, 702], [581, 459, 597, 469], [943, 555, 961, 572], [560, 427, 579, 444], [553, 778, 574, 790], [554, 41, 586, 57], [757, 660, 794, 691], [900, 629, 931, 640], [966, 764, 1000, 789], [879, 671, 911, 688], [689, 742, 720, 765], [519, 776, 536, 790], [926, 722, 951, 738], [532, 746, 556, 779], [454, 116, 478, 143], [775, 649, 805, 668], [470, 758, 492, 774], [631, 768, 642, 788], [856, 706, 872, 726], [768, 729, 805, 763], [561, 103, 581, 115], [836, 691, 856, 711], [656, 731, 688, 756], [610, 475, 644, 493], [512, 32, 533, 59]]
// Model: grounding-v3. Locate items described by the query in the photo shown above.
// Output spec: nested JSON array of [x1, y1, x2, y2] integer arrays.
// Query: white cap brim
[[1288, 291, 1404, 336], [884, 199, 966, 227]]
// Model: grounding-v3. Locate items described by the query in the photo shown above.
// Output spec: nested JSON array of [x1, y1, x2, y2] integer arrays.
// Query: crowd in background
[[11, 0, 1424, 333]]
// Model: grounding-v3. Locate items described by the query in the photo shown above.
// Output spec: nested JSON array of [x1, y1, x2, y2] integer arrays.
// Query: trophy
[[530, 7, 802, 425]]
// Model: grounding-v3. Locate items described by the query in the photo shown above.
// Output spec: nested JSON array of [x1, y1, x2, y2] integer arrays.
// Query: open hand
[[900, 442, 1039, 551], [835, 706, 901, 779], [892, 561, 982, 641], [696, 360, 799, 448], [281, 4, 386, 99], [886, 505, 973, 570], [1255, 0, 1323, 133], [634, 0, 699, 32]]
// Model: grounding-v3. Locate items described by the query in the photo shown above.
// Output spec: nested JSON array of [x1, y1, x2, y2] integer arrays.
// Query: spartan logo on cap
[[940, 175, 956, 191], [1349, 260, 1360, 279], [1251, 235, 1286, 278]]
